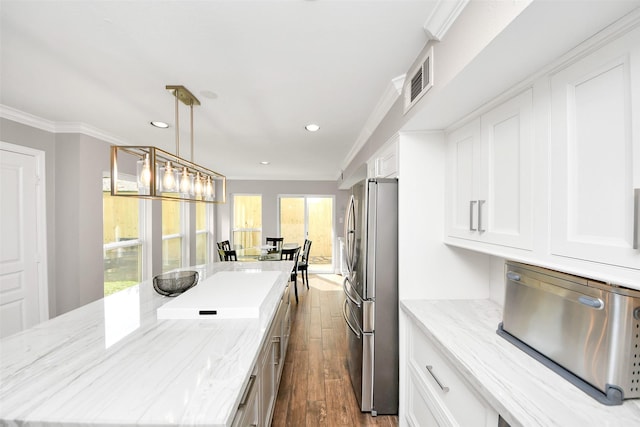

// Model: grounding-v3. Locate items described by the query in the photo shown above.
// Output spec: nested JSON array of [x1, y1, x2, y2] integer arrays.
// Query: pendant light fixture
[[110, 85, 226, 203]]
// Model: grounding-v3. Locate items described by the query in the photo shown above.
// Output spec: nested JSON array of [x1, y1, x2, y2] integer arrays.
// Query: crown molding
[[0, 104, 128, 145], [338, 74, 406, 179], [423, 0, 470, 41]]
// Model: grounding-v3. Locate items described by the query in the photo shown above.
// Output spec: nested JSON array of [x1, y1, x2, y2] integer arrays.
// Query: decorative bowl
[[153, 270, 199, 297]]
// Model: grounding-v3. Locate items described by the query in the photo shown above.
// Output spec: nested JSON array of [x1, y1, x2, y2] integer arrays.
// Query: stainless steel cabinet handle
[[238, 375, 256, 407], [272, 337, 281, 365], [426, 365, 449, 393], [634, 188, 639, 250], [469, 200, 477, 231], [506, 271, 521, 282], [578, 296, 604, 309], [478, 200, 486, 233]]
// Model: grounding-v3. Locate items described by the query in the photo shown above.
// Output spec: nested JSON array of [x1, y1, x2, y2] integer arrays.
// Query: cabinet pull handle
[[634, 189, 639, 250], [469, 201, 477, 231], [426, 365, 450, 393], [238, 375, 256, 407], [478, 200, 486, 233], [272, 336, 281, 365]]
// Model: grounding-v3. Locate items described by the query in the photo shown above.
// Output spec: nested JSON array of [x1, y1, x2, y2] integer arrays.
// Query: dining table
[[236, 243, 300, 261]]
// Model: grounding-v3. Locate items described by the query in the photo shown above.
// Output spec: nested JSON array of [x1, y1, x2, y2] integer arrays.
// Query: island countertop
[[401, 299, 640, 426], [0, 261, 292, 427]]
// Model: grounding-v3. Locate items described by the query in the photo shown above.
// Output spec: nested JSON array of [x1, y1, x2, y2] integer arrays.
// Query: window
[[279, 195, 334, 272], [233, 195, 262, 250], [195, 202, 208, 265], [103, 176, 143, 296], [162, 197, 183, 272]]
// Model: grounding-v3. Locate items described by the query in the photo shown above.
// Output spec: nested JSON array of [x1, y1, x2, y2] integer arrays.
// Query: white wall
[[398, 131, 491, 300]]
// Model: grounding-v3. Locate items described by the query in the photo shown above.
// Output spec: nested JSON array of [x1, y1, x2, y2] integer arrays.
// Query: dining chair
[[222, 249, 238, 261], [297, 239, 312, 289], [217, 240, 231, 261], [265, 237, 284, 253], [281, 246, 301, 303]]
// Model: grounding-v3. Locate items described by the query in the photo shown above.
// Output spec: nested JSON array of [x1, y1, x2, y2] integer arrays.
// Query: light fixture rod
[[175, 90, 180, 157], [190, 101, 194, 162]]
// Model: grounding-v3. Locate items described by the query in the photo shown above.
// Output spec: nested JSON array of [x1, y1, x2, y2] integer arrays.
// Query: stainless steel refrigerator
[[342, 178, 398, 415]]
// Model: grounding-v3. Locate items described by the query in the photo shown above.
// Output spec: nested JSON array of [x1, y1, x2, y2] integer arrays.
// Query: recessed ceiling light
[[305, 123, 320, 132], [200, 90, 218, 99], [150, 121, 169, 128], [260, 161, 270, 165]]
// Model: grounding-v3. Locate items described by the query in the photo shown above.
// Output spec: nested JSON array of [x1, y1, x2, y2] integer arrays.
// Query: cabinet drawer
[[405, 369, 442, 427], [409, 324, 497, 426]]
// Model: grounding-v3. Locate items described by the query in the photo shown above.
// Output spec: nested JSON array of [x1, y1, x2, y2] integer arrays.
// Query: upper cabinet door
[[446, 118, 481, 240], [550, 26, 640, 270], [479, 89, 534, 249], [446, 89, 533, 250]]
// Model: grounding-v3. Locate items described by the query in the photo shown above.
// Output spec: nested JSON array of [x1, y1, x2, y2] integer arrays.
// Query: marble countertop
[[401, 299, 640, 427], [0, 261, 293, 427]]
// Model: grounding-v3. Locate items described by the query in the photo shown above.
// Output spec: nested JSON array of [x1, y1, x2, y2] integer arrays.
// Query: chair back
[[265, 237, 284, 253], [281, 247, 300, 275], [301, 239, 312, 263], [216, 241, 231, 260], [222, 249, 238, 261]]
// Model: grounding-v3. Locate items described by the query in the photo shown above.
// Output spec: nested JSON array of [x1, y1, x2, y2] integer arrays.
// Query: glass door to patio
[[279, 196, 334, 273]]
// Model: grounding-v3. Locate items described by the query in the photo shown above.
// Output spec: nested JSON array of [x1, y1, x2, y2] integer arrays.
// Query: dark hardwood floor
[[272, 274, 399, 427]]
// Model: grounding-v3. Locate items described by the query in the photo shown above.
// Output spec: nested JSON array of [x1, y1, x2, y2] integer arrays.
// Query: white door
[[0, 142, 48, 338]]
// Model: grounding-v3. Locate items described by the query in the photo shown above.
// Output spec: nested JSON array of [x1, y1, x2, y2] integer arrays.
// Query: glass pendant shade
[[110, 85, 226, 204], [179, 167, 192, 194], [111, 145, 226, 203]]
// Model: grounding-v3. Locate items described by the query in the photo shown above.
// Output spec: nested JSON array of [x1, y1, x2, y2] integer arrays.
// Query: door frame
[[0, 141, 49, 322], [277, 194, 336, 273]]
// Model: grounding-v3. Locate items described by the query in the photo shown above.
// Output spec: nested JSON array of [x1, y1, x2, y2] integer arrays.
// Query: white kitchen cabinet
[[549, 25, 640, 271], [402, 318, 499, 427], [257, 293, 289, 427], [446, 89, 534, 250], [234, 283, 290, 427], [368, 135, 399, 178]]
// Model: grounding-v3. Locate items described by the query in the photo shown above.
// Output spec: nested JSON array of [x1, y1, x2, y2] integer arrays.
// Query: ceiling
[[0, 1, 439, 180]]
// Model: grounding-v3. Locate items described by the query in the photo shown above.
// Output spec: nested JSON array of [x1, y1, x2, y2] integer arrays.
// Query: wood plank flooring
[[272, 274, 399, 427]]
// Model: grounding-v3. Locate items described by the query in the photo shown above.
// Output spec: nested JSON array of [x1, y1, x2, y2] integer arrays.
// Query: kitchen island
[[0, 261, 293, 426]]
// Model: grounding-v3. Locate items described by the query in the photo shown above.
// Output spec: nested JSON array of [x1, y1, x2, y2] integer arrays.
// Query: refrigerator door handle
[[343, 276, 362, 308], [343, 299, 361, 339], [344, 195, 356, 273]]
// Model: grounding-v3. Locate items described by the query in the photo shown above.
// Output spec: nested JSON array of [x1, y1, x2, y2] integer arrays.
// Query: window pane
[[104, 245, 142, 296], [233, 195, 262, 249], [162, 198, 181, 236], [280, 197, 305, 245], [195, 203, 207, 264], [162, 198, 182, 271], [307, 197, 333, 269], [196, 202, 206, 231], [103, 178, 142, 296], [103, 190, 139, 244], [163, 237, 182, 272], [234, 195, 262, 229], [196, 232, 207, 265], [232, 230, 261, 250]]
